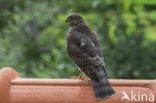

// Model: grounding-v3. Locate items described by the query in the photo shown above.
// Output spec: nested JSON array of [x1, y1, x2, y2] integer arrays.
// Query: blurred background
[[0, 0, 155, 79]]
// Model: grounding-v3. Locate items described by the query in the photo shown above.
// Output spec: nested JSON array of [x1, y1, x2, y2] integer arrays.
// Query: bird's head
[[65, 13, 83, 27]]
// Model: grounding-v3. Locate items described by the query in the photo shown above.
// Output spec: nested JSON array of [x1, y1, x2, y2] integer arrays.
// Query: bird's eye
[[69, 17, 75, 20]]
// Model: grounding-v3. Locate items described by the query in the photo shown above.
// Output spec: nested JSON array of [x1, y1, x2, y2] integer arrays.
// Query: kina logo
[[121, 91, 154, 102], [121, 91, 131, 101]]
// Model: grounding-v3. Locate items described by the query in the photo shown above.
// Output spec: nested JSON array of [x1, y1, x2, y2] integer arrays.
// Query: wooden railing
[[0, 67, 155, 103]]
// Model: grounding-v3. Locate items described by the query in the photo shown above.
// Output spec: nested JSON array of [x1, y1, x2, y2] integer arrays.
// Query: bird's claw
[[71, 77, 82, 79], [82, 75, 89, 80]]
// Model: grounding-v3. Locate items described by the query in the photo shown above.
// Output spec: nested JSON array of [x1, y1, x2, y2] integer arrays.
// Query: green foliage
[[0, 0, 155, 79]]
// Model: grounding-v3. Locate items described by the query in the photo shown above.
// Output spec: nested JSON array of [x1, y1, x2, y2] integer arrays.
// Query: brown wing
[[67, 31, 105, 66]]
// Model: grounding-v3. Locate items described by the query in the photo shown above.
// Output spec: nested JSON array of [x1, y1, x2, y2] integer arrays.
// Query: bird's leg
[[82, 74, 89, 80], [71, 70, 82, 79], [79, 70, 82, 79]]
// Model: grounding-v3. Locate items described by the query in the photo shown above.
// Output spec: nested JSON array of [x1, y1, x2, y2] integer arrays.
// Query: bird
[[65, 13, 115, 100]]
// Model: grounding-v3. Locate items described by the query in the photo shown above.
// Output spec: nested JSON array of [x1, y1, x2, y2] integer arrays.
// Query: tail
[[90, 67, 115, 100]]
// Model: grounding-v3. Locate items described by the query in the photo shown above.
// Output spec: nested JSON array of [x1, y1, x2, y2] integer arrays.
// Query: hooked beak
[[65, 18, 69, 23]]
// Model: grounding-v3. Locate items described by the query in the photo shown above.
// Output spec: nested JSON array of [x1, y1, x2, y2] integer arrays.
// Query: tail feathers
[[91, 78, 115, 100]]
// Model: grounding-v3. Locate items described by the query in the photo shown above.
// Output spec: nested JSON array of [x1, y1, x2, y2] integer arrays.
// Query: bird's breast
[[66, 32, 72, 40]]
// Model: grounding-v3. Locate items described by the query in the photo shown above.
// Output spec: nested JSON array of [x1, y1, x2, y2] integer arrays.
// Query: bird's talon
[[82, 75, 89, 80], [71, 77, 81, 79]]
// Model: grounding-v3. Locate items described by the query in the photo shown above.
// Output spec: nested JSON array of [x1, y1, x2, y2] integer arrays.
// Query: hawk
[[65, 13, 115, 100]]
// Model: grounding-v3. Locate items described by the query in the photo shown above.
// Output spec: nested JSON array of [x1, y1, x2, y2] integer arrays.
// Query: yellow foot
[[82, 75, 89, 80], [71, 77, 81, 79], [71, 70, 82, 79]]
